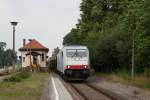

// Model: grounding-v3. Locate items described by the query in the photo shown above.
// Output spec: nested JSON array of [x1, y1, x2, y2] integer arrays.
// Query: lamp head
[[10, 22, 18, 26]]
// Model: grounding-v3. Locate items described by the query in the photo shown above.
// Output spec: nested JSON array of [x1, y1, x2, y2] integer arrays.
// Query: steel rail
[[70, 83, 90, 100], [86, 83, 127, 100]]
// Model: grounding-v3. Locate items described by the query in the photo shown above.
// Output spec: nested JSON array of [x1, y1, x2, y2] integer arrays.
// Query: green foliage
[[3, 72, 31, 82], [0, 42, 6, 68], [3, 49, 13, 66], [0, 42, 16, 68], [63, 0, 150, 73], [0, 73, 48, 100], [117, 69, 131, 81], [3, 76, 22, 82], [63, 29, 81, 45], [0, 42, 6, 50], [48, 47, 60, 72], [16, 71, 31, 79]]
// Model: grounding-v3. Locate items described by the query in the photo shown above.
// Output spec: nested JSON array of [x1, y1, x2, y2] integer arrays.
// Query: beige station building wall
[[20, 51, 48, 68]]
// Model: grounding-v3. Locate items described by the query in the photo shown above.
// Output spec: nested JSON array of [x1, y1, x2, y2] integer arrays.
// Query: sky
[[0, 0, 81, 56]]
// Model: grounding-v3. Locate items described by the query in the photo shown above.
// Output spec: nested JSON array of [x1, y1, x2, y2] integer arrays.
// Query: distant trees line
[[0, 42, 17, 68], [63, 0, 150, 73]]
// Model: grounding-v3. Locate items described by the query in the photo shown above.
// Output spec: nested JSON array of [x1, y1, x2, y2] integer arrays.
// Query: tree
[[0, 42, 16, 68], [3, 49, 13, 66], [48, 47, 60, 72], [63, 28, 81, 45], [0, 42, 6, 68], [63, 0, 150, 73]]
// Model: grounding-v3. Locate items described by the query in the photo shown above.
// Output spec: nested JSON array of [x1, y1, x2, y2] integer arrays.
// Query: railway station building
[[19, 39, 49, 72]]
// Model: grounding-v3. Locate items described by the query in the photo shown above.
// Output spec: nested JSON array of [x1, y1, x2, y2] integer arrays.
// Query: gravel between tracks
[[53, 73, 113, 100], [87, 76, 150, 100], [71, 83, 112, 100]]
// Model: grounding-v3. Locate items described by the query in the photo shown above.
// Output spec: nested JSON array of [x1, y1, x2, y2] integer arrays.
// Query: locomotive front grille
[[65, 69, 89, 79]]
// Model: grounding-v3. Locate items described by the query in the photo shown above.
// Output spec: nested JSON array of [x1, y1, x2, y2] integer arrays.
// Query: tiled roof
[[19, 39, 49, 52]]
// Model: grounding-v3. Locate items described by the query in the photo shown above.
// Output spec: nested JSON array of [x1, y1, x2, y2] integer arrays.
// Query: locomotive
[[57, 46, 90, 80]]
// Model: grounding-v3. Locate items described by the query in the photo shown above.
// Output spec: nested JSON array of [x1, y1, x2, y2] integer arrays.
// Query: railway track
[[56, 73, 122, 100], [70, 82, 114, 100]]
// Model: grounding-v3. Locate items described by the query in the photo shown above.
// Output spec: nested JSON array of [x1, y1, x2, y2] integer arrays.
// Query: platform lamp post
[[10, 21, 18, 73]]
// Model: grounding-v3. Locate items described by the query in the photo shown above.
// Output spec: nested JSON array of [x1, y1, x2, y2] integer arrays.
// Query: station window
[[23, 57, 25, 62], [42, 53, 44, 61]]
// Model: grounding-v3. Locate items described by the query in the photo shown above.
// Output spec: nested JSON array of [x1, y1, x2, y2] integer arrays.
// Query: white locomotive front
[[57, 46, 90, 80]]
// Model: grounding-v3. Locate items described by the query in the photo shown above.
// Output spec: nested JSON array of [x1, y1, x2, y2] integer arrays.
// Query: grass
[[95, 70, 150, 90], [0, 72, 49, 100]]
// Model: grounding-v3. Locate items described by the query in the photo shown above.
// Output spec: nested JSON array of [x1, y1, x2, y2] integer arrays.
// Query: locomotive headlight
[[67, 65, 71, 69], [84, 65, 87, 69]]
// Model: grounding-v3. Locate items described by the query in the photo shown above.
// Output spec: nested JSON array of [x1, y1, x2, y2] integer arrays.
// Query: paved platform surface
[[41, 74, 73, 100]]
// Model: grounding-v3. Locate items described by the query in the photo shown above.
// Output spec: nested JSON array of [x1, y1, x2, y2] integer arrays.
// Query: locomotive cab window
[[66, 49, 87, 57], [77, 49, 87, 57]]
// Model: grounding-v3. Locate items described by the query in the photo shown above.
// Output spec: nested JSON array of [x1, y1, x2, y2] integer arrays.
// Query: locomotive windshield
[[66, 49, 87, 57]]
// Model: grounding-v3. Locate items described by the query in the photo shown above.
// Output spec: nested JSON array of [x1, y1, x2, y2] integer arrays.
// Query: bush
[[3, 72, 31, 82], [16, 72, 30, 79], [3, 76, 21, 82]]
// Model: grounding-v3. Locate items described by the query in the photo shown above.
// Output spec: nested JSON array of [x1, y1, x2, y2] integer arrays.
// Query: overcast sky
[[0, 0, 81, 55]]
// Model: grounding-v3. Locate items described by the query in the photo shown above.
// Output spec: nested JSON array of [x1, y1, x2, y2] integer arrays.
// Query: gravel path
[[0, 74, 12, 81]]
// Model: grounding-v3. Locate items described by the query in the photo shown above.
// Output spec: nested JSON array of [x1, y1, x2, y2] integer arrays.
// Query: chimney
[[23, 39, 26, 47]]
